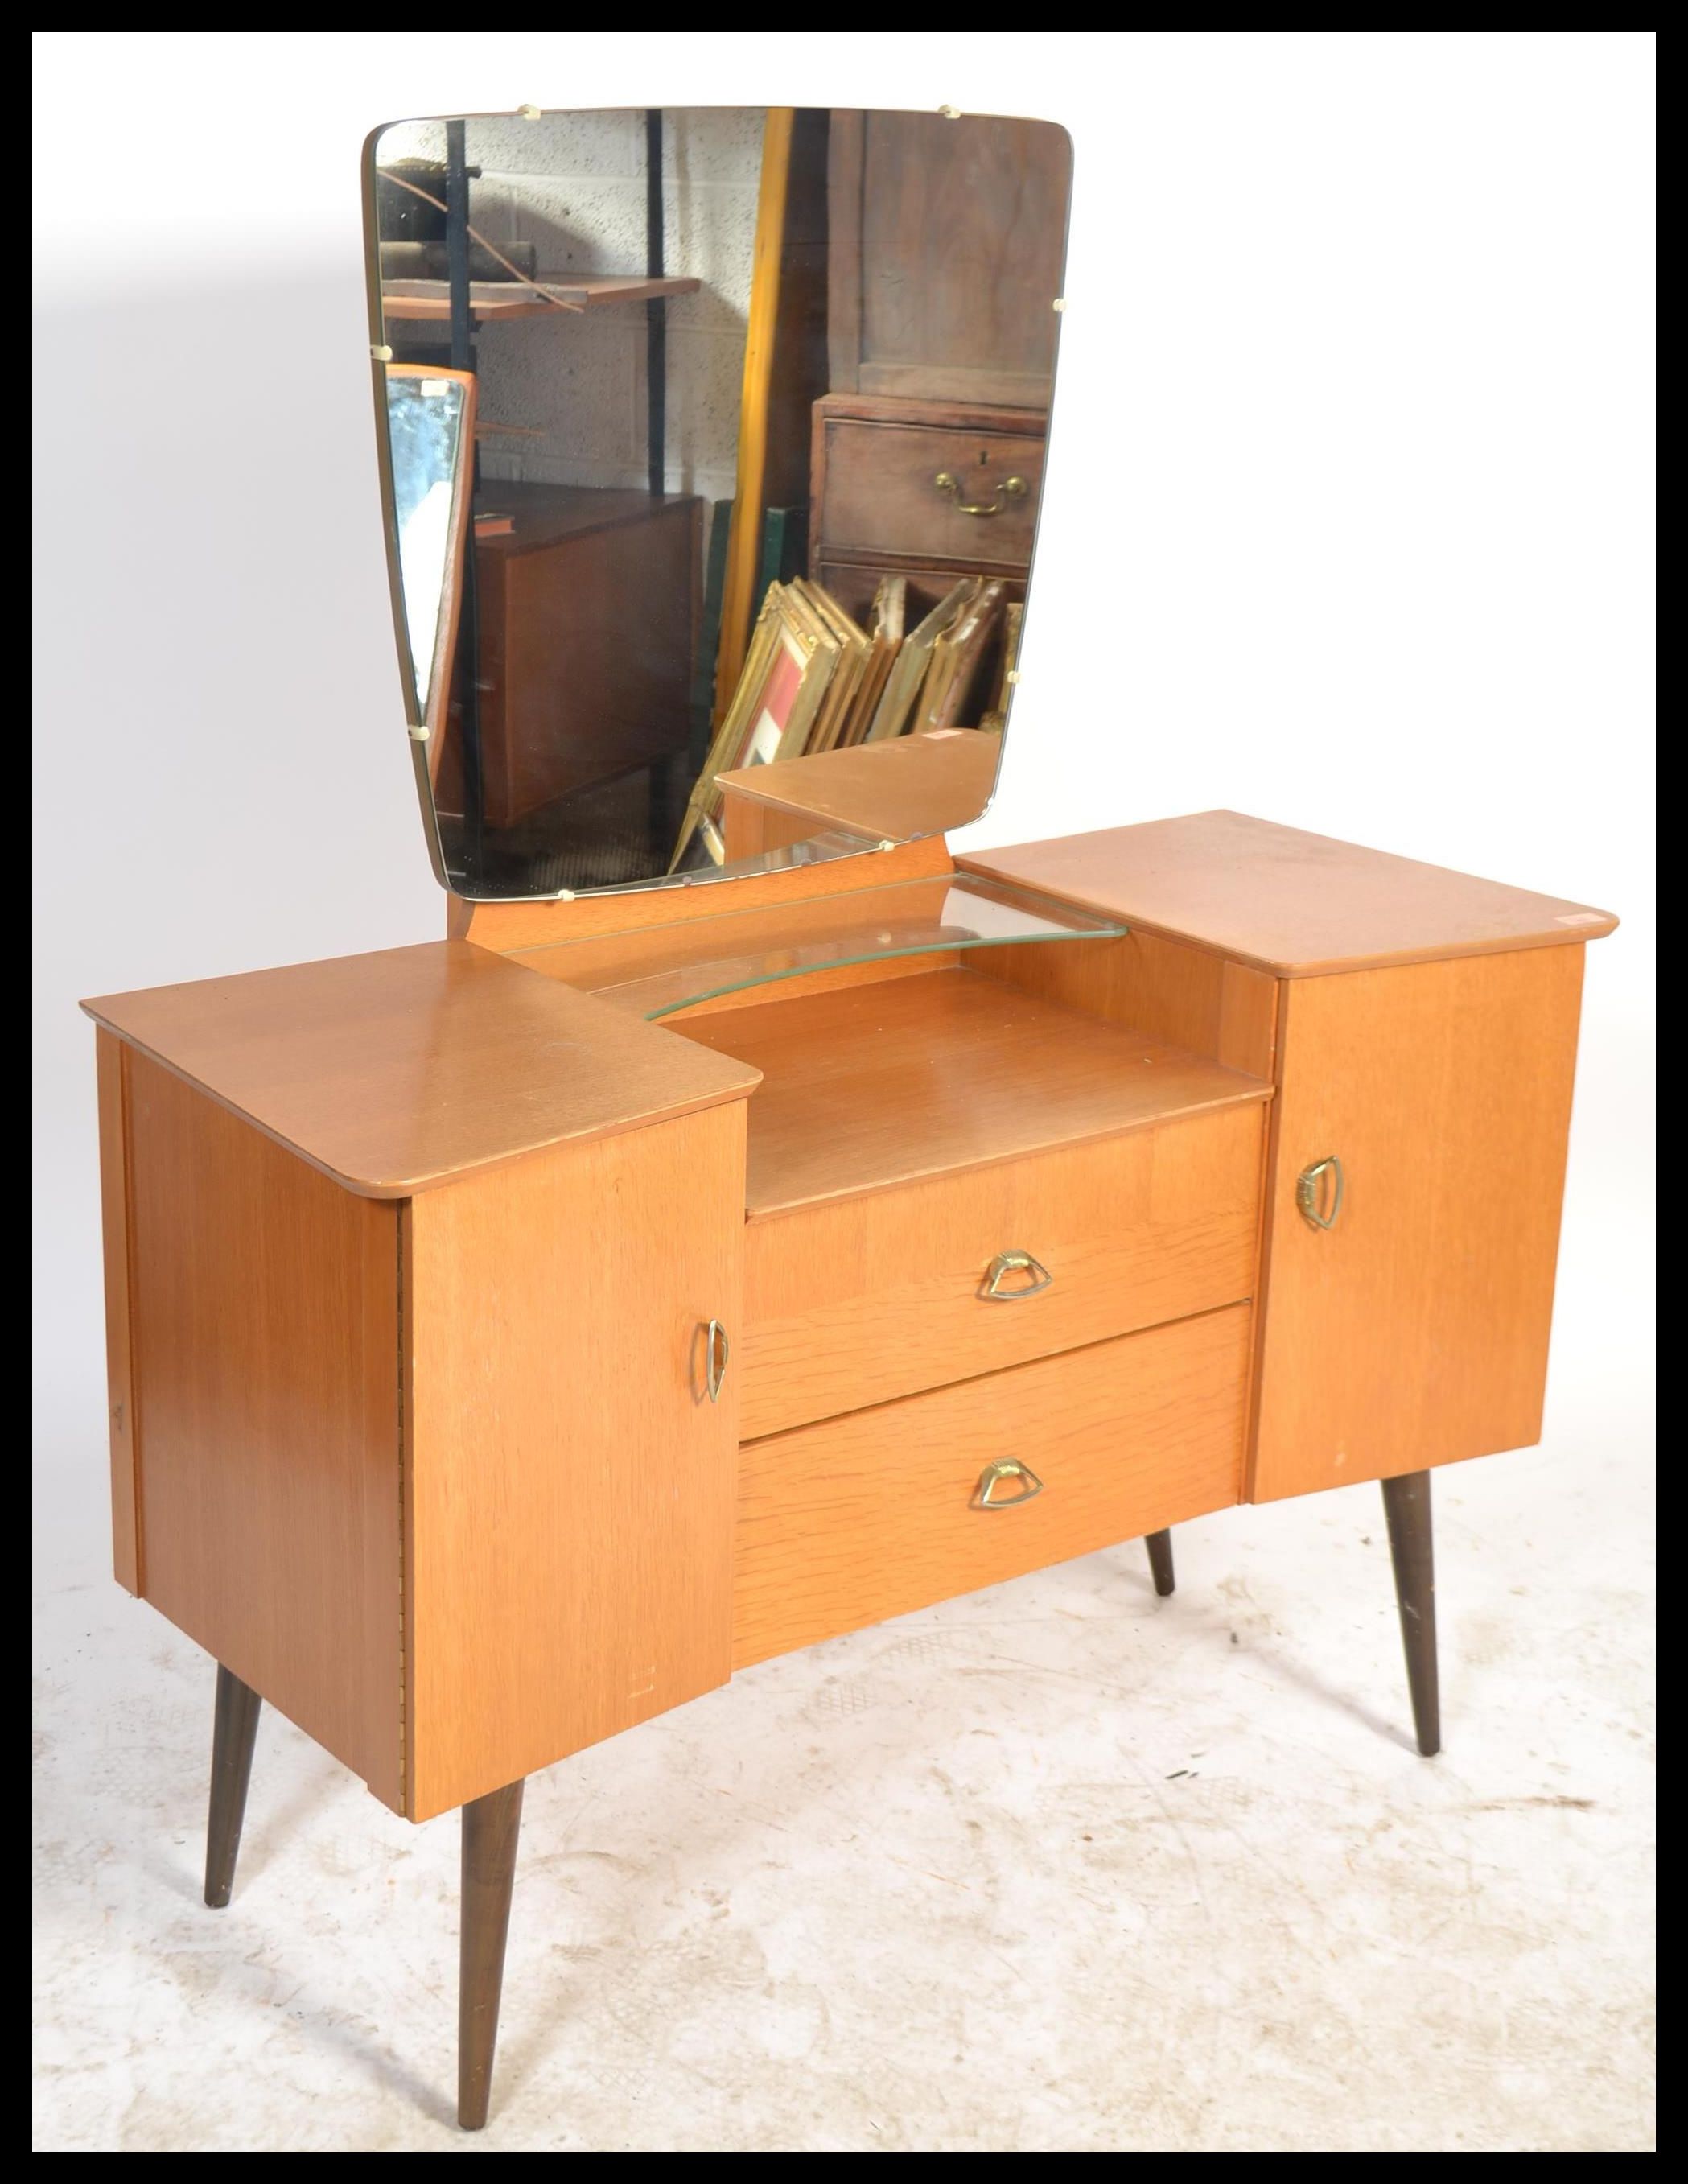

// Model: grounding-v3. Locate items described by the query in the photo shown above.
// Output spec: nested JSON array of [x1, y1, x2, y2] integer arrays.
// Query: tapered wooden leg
[[459, 1778, 525, 2132], [1145, 1528, 1175, 1597], [204, 1664, 262, 1909], [1381, 1470, 1440, 1757]]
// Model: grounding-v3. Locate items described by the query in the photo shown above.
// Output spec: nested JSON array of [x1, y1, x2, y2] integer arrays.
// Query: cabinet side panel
[[405, 1102, 746, 1821], [95, 1029, 140, 1593], [1250, 946, 1586, 1502], [125, 1053, 404, 1809]]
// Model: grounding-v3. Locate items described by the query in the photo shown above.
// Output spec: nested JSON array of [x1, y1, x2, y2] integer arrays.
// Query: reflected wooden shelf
[[381, 274, 702, 322]]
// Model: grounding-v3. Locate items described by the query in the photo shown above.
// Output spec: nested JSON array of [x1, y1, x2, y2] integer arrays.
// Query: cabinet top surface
[[678, 964, 1270, 1218], [83, 941, 760, 1198], [960, 810, 1618, 976], [718, 729, 1001, 841], [474, 480, 697, 558]]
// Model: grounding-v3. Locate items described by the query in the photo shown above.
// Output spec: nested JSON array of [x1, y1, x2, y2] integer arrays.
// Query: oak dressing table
[[81, 102, 1616, 2133]]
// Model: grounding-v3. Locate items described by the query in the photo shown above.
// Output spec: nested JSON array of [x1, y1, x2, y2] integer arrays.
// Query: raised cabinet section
[[1250, 946, 1587, 1502], [739, 1103, 1264, 1438], [735, 1304, 1251, 1669], [403, 1102, 747, 1820], [84, 942, 762, 1825], [120, 1051, 405, 1812]]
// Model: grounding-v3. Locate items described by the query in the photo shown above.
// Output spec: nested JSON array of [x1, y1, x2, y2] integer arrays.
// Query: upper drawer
[[739, 1102, 1263, 1440], [815, 414, 1046, 567]]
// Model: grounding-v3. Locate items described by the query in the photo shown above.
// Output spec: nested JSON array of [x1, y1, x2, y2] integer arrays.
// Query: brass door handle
[[974, 1458, 1044, 1510], [980, 1248, 1053, 1300], [1295, 1155, 1344, 1231], [933, 470, 1028, 518], [704, 1317, 730, 1403]]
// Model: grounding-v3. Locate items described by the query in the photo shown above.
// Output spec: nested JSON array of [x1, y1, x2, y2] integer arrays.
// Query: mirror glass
[[367, 107, 1072, 899], [385, 368, 473, 715]]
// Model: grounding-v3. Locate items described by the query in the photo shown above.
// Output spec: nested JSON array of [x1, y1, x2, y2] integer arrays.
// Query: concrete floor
[[32, 1417, 1653, 2153]]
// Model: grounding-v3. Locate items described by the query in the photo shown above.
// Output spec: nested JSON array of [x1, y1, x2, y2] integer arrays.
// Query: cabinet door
[[403, 1102, 746, 1819], [1250, 946, 1586, 1504], [829, 111, 1070, 406]]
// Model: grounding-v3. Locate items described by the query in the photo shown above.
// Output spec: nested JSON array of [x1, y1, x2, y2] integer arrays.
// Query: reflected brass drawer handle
[[933, 469, 1029, 518], [980, 1248, 1053, 1300], [974, 1458, 1044, 1510], [704, 1317, 730, 1403], [1295, 1155, 1344, 1231]]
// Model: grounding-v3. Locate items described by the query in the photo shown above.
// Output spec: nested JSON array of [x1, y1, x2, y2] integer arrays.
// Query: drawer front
[[734, 1304, 1250, 1669], [817, 416, 1045, 567], [739, 1103, 1263, 1440]]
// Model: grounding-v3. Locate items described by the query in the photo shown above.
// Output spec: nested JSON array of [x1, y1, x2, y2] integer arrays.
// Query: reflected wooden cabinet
[[84, 810, 1615, 2128], [810, 112, 1066, 688], [441, 485, 699, 829]]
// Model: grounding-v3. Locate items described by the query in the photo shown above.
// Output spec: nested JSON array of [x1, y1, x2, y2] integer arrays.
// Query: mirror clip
[[407, 723, 430, 744], [370, 344, 393, 362]]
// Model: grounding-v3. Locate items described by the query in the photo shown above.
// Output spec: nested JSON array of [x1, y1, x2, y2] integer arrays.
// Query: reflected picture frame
[[670, 585, 838, 870], [381, 363, 477, 792]]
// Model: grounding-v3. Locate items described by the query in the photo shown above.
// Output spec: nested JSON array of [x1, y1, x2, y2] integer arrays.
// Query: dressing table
[[81, 104, 1616, 2134]]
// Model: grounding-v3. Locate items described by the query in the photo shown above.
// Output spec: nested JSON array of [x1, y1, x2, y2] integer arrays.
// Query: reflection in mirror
[[384, 367, 475, 723], [368, 108, 1071, 899]]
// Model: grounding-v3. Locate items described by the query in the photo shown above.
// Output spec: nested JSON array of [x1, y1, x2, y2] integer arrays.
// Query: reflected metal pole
[[645, 109, 666, 498], [445, 118, 484, 878]]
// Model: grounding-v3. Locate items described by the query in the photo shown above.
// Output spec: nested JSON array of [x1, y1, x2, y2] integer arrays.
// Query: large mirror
[[365, 107, 1072, 899]]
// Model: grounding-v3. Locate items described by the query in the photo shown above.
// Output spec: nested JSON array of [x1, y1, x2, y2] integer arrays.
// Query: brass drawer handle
[[933, 469, 1028, 518], [980, 1248, 1052, 1300], [704, 1317, 730, 1403], [1295, 1154, 1344, 1231], [974, 1458, 1044, 1510]]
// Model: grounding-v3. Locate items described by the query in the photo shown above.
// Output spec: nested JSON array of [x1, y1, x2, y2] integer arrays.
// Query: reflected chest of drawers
[[84, 808, 1614, 2129]]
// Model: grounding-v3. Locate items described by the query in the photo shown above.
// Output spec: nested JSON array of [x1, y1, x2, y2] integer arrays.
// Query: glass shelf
[[580, 873, 1128, 1020]]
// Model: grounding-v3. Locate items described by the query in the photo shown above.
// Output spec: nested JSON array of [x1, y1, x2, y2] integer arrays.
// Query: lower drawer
[[739, 1103, 1263, 1439], [732, 1303, 1250, 1670]]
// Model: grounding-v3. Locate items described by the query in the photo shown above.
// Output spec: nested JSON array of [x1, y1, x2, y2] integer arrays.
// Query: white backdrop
[[33, 31, 1653, 1576]]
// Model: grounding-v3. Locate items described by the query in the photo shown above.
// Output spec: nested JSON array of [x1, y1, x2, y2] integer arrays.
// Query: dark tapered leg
[[1145, 1529, 1176, 1597], [204, 1665, 262, 1909], [1381, 1470, 1440, 1757], [459, 1778, 525, 2132]]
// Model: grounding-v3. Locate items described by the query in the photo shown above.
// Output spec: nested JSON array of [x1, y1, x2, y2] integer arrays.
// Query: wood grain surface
[[826, 111, 1069, 406], [1250, 946, 1587, 1501], [403, 1104, 746, 1819], [961, 810, 1617, 976], [739, 1102, 1262, 1436], [814, 414, 1045, 564], [717, 728, 1001, 849], [976, 928, 1279, 1078], [83, 942, 759, 1199], [124, 1054, 404, 1810], [447, 834, 953, 951], [734, 1304, 1250, 1669], [513, 872, 962, 999], [94, 1029, 139, 1593], [677, 966, 1272, 1216]]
